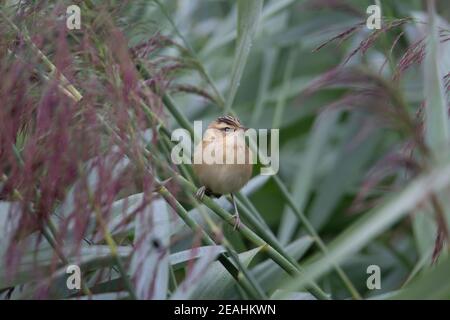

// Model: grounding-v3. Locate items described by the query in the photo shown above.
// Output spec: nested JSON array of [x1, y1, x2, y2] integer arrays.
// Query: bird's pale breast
[[193, 136, 253, 195]]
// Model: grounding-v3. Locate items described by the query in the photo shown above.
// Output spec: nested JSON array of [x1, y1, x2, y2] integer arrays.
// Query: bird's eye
[[223, 127, 232, 132]]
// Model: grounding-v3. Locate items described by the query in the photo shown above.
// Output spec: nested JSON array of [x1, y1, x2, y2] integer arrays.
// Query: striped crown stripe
[[217, 115, 241, 127]]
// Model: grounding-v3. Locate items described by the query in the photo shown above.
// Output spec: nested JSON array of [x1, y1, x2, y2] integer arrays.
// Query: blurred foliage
[[1, 0, 450, 300]]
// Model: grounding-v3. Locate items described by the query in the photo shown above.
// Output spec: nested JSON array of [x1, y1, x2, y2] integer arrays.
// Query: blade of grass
[[252, 236, 314, 293], [278, 109, 340, 244], [224, 0, 263, 114], [272, 47, 298, 128], [307, 117, 381, 231], [170, 246, 223, 299], [401, 247, 433, 287], [412, 208, 437, 261], [281, 159, 450, 295], [393, 253, 450, 299], [153, 0, 226, 108], [273, 175, 361, 299], [423, 0, 450, 236], [190, 246, 263, 299], [250, 48, 278, 127], [172, 175, 330, 300], [158, 186, 266, 299], [423, 0, 449, 164], [200, 0, 299, 56]]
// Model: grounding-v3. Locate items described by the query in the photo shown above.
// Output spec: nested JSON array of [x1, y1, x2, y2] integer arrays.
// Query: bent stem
[[173, 175, 330, 300], [158, 186, 266, 299]]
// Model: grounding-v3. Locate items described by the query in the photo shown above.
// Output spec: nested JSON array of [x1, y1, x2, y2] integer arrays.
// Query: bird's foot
[[195, 186, 206, 201], [231, 213, 241, 230], [230, 193, 241, 230]]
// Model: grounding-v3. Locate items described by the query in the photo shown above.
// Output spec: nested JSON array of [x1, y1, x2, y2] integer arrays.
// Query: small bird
[[193, 115, 253, 229]]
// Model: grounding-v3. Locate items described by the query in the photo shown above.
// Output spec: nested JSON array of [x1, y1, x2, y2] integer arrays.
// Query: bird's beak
[[241, 126, 249, 132]]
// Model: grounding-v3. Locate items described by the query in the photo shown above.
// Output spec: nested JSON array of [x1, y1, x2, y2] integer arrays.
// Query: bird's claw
[[195, 186, 206, 201], [232, 213, 241, 230]]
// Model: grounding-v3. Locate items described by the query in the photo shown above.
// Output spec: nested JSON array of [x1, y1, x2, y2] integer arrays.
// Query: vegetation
[[1, 0, 450, 300]]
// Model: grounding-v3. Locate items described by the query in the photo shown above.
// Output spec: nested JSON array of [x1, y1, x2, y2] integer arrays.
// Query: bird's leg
[[195, 186, 206, 201], [231, 193, 241, 230]]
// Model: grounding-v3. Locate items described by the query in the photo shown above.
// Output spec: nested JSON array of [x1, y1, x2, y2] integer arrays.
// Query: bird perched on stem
[[193, 115, 253, 229]]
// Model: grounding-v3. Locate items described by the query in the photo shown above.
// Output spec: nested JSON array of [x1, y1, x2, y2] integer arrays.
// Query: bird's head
[[208, 115, 248, 135]]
